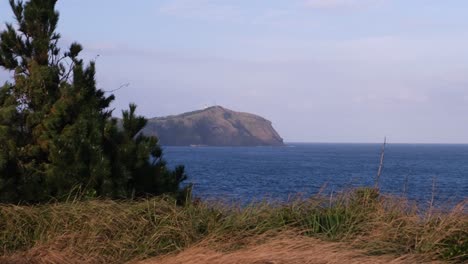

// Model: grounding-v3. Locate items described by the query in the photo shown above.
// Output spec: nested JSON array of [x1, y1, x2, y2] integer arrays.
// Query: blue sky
[[2, 0, 468, 143]]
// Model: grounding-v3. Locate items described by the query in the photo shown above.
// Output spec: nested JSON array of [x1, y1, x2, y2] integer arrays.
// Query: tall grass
[[0, 188, 466, 263]]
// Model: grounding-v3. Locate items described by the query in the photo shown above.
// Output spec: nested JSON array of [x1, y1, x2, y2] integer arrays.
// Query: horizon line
[[285, 141, 468, 145]]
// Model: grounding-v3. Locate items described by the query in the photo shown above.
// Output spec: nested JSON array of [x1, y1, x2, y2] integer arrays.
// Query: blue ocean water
[[164, 143, 468, 207]]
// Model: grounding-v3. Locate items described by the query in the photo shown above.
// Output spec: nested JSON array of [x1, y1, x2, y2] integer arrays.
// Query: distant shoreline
[[160, 142, 468, 147]]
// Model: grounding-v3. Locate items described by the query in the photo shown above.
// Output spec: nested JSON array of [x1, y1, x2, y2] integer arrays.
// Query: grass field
[[0, 188, 466, 263]]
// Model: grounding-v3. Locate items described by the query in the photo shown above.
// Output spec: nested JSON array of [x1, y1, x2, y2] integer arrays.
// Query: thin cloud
[[158, 0, 299, 26], [158, 0, 241, 21], [304, 0, 386, 9]]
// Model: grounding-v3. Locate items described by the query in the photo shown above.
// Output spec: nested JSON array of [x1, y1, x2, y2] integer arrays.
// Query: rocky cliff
[[141, 106, 284, 146]]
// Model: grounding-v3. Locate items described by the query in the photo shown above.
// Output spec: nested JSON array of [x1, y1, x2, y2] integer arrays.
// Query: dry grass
[[0, 189, 466, 263], [138, 232, 438, 264]]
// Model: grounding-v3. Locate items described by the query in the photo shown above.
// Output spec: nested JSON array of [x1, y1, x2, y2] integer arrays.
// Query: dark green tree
[[0, 0, 187, 203]]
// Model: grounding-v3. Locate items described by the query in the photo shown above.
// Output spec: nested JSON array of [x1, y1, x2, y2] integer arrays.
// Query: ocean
[[164, 143, 468, 207]]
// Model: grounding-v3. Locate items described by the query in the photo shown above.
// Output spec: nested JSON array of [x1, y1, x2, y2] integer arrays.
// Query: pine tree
[[0, 0, 187, 203]]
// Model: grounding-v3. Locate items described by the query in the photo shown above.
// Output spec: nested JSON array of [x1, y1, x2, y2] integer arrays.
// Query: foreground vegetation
[[1, 188, 466, 263]]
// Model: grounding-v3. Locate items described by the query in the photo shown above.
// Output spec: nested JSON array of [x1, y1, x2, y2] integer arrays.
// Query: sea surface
[[164, 143, 468, 207]]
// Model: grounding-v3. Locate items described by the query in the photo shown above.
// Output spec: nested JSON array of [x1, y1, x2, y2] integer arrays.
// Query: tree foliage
[[0, 0, 187, 203]]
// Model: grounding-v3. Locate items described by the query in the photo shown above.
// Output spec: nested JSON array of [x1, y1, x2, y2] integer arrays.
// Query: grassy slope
[[0, 188, 466, 263], [140, 233, 443, 264]]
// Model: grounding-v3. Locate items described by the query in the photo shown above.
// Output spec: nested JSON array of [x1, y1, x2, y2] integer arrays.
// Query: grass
[[0, 188, 466, 263]]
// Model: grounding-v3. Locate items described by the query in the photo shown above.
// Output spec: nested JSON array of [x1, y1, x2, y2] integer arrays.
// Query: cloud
[[250, 9, 303, 27], [304, 0, 386, 9], [158, 0, 299, 26], [158, 0, 241, 21]]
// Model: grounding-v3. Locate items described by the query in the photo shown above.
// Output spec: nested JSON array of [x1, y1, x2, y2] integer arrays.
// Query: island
[[140, 106, 284, 146]]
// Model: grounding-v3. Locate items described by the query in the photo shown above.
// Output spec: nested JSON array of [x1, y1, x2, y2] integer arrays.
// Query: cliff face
[[141, 106, 284, 146]]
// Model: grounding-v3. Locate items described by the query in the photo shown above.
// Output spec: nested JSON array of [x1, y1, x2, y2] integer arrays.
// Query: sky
[[1, 0, 468, 143]]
